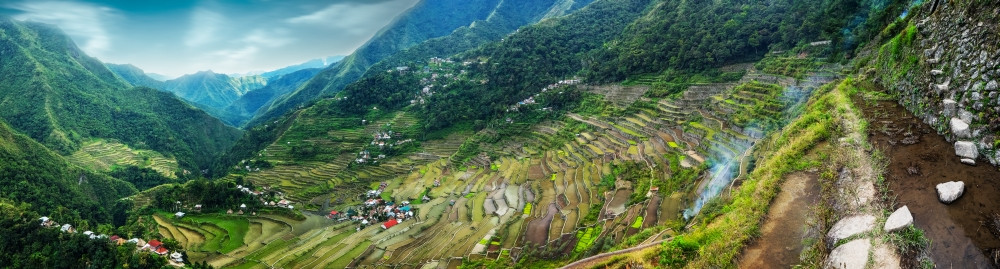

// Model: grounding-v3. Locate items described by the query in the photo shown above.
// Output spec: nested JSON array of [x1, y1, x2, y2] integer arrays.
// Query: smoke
[[682, 72, 835, 220]]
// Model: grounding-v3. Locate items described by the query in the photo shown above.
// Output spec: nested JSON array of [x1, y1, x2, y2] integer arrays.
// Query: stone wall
[[871, 1, 1000, 165]]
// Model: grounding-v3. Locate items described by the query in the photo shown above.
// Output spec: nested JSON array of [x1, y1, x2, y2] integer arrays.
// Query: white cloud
[[7, 1, 115, 56], [185, 8, 224, 47], [242, 28, 294, 48], [286, 0, 416, 34]]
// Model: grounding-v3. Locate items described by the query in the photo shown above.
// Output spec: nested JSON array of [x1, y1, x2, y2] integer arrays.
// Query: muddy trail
[[738, 172, 821, 268], [856, 95, 1000, 268]]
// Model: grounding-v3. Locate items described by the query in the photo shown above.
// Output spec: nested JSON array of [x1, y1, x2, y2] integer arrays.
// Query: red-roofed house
[[155, 247, 169, 255], [381, 219, 399, 229], [146, 239, 162, 249]]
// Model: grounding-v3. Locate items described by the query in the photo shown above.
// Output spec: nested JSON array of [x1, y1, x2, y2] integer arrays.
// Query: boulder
[[826, 238, 871, 269], [961, 158, 976, 166], [959, 109, 974, 124], [950, 118, 971, 138], [827, 215, 876, 243], [955, 141, 978, 159], [935, 83, 949, 93], [931, 69, 944, 76], [943, 99, 957, 117], [936, 181, 965, 204], [987, 80, 998, 91], [884, 206, 913, 232]]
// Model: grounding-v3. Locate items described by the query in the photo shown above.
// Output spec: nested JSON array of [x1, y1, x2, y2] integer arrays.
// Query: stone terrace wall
[[871, 1, 1000, 165]]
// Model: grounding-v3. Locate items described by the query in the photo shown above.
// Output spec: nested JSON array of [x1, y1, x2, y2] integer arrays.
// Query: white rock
[[961, 158, 976, 166], [931, 69, 944, 76], [826, 238, 871, 269], [936, 181, 965, 204], [935, 83, 949, 93], [950, 118, 971, 138], [827, 215, 876, 243], [955, 141, 978, 159], [959, 109, 974, 124], [943, 99, 957, 117], [884, 206, 913, 232]]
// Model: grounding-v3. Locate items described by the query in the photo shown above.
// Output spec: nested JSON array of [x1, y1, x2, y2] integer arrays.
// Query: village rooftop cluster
[[39, 216, 185, 267]]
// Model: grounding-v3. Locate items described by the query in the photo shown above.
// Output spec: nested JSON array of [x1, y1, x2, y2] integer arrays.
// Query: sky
[[0, 0, 418, 78]]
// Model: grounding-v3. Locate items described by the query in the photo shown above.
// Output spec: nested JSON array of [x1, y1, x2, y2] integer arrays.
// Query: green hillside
[[0, 120, 135, 225], [162, 71, 266, 111], [0, 18, 241, 171], [248, 0, 588, 128]]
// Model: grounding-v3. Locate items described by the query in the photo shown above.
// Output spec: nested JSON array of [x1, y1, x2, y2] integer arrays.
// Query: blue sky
[[1, 0, 417, 78]]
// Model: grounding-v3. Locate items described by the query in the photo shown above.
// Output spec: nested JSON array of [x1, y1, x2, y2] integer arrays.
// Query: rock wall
[[871, 1, 1000, 165]]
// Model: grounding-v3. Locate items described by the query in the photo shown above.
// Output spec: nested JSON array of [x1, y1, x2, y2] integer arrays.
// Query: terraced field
[[209, 68, 837, 267], [68, 139, 178, 177]]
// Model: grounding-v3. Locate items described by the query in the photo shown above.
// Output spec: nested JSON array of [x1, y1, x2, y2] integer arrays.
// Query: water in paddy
[[855, 94, 1000, 268]]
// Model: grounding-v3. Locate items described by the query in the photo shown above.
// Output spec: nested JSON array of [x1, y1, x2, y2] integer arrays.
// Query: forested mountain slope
[[247, 0, 590, 127], [106, 63, 166, 89], [0, 18, 241, 171], [162, 71, 266, 110]]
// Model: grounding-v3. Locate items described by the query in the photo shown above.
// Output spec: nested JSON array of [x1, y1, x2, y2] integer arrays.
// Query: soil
[[525, 202, 558, 245], [856, 96, 1000, 268], [738, 172, 821, 268]]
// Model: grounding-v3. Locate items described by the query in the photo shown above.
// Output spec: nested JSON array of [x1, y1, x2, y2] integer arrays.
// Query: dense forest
[[0, 18, 241, 171], [584, 0, 909, 82]]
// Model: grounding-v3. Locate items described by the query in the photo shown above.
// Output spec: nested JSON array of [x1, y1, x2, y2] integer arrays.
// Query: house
[[128, 238, 147, 248], [381, 219, 398, 229], [170, 252, 183, 263], [146, 239, 162, 250], [227, 209, 234, 214], [240, 203, 247, 209], [194, 204, 202, 211], [60, 224, 75, 233], [174, 212, 185, 218], [39, 216, 55, 227]]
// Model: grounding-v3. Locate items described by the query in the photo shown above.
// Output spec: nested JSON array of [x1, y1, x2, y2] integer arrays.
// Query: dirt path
[[738, 172, 820, 268]]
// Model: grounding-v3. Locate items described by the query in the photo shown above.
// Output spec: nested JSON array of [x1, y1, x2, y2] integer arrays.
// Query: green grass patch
[[181, 214, 250, 253], [328, 240, 371, 268], [631, 216, 644, 229], [523, 203, 532, 215]]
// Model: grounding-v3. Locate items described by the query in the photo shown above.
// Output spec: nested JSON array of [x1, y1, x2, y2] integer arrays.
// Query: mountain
[[161, 71, 267, 110], [105, 63, 166, 89], [259, 55, 344, 79], [224, 68, 323, 127], [145, 72, 172, 81], [0, 18, 241, 170], [0, 119, 135, 225], [246, 0, 588, 127]]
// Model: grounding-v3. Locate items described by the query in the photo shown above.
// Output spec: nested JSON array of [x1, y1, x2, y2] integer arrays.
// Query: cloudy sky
[[0, 0, 418, 78]]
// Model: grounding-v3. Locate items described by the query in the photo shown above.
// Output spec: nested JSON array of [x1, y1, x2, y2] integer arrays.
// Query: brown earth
[[738, 172, 821, 268], [857, 96, 1000, 268]]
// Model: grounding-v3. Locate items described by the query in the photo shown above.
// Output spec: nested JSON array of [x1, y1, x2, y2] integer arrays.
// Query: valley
[[1, 0, 998, 268]]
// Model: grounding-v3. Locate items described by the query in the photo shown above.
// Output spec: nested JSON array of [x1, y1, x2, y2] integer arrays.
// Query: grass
[[181, 214, 250, 253], [650, 80, 843, 268], [328, 240, 371, 268]]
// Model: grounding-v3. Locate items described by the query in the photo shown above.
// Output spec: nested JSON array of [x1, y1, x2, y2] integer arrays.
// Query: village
[[38, 216, 186, 267], [326, 181, 424, 231]]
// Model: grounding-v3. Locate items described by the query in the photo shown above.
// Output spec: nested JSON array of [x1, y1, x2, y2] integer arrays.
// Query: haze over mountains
[[106, 56, 343, 127]]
